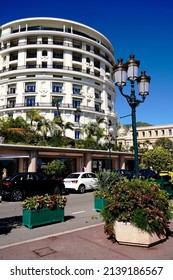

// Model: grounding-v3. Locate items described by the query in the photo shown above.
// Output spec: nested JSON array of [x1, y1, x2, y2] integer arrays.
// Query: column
[[119, 155, 125, 169], [28, 150, 37, 172], [85, 152, 92, 172]]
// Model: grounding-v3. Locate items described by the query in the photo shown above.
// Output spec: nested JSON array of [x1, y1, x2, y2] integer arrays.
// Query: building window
[[42, 62, 47, 68], [7, 99, 16, 107], [8, 85, 16, 94], [25, 83, 36, 92], [74, 114, 80, 122], [54, 111, 61, 117], [95, 103, 101, 111], [25, 97, 35, 106], [53, 51, 63, 58], [73, 52, 82, 62], [52, 83, 63, 92], [169, 129, 172, 136], [142, 131, 145, 137], [73, 99, 81, 108], [10, 52, 18, 61], [42, 50, 47, 56], [73, 85, 82, 94], [27, 37, 37, 44], [52, 97, 63, 107], [107, 94, 111, 100], [42, 37, 48, 44], [27, 50, 37, 58], [155, 130, 158, 136], [75, 130, 80, 139], [95, 91, 101, 99], [161, 130, 165, 136]]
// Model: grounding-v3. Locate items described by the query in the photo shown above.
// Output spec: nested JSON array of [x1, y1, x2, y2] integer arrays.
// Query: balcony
[[0, 65, 104, 80]]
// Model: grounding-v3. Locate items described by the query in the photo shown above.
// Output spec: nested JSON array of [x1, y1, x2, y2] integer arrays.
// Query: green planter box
[[155, 179, 173, 196], [22, 207, 64, 229], [94, 197, 107, 212]]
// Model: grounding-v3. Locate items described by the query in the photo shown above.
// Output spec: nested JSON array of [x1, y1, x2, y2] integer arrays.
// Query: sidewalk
[[0, 220, 173, 260]]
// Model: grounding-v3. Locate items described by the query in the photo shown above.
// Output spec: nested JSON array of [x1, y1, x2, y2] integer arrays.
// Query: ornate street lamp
[[114, 55, 151, 177]]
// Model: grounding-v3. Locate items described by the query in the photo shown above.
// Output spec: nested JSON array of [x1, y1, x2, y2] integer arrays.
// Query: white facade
[[117, 124, 173, 150], [0, 17, 116, 139]]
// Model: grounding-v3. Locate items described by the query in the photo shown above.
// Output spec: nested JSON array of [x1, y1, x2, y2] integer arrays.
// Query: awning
[[0, 150, 29, 159]]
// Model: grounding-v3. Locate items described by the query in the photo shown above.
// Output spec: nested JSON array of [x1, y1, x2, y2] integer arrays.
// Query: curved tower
[[0, 17, 116, 139]]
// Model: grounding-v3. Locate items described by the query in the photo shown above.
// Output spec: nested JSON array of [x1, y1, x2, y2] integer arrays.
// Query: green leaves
[[93, 170, 120, 198], [141, 146, 173, 172], [101, 178, 173, 237], [22, 194, 67, 210], [44, 159, 66, 176]]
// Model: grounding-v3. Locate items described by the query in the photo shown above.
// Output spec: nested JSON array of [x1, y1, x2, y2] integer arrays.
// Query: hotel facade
[[0, 17, 116, 139]]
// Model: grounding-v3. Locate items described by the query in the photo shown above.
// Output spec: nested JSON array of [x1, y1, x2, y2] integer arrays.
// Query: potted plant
[[93, 170, 120, 211], [22, 193, 67, 229], [101, 178, 173, 247]]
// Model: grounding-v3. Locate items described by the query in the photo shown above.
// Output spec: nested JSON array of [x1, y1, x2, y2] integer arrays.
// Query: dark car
[[0, 172, 65, 201], [113, 169, 134, 180], [139, 168, 158, 179]]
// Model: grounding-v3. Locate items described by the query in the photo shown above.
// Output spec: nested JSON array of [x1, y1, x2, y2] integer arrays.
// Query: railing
[[9, 25, 112, 52], [0, 102, 104, 113], [0, 64, 104, 79], [0, 41, 113, 65]]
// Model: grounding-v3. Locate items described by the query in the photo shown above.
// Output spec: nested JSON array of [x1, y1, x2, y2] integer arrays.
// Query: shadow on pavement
[[0, 214, 75, 233], [0, 215, 22, 235]]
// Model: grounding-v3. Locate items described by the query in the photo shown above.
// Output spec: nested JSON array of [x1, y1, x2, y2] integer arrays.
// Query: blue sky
[[0, 0, 172, 125]]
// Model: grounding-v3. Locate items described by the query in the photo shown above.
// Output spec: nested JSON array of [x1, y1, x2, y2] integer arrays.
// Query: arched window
[[42, 50, 47, 56]]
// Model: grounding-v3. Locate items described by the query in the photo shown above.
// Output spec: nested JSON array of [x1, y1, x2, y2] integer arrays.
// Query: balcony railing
[[0, 64, 104, 79], [0, 41, 113, 65], [0, 102, 105, 113]]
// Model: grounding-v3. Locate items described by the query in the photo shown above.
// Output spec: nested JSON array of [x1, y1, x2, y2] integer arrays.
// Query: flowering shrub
[[22, 193, 67, 210], [101, 179, 173, 237]]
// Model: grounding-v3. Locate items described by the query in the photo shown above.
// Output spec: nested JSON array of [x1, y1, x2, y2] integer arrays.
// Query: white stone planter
[[114, 221, 166, 247]]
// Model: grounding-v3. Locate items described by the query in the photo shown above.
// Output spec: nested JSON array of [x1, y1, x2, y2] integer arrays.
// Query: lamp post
[[114, 55, 151, 178]]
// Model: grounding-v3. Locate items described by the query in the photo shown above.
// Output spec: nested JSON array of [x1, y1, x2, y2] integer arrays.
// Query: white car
[[63, 172, 97, 193]]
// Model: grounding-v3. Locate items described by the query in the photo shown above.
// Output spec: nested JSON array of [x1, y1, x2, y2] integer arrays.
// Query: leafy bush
[[22, 194, 67, 210], [101, 179, 173, 237], [44, 160, 66, 177]]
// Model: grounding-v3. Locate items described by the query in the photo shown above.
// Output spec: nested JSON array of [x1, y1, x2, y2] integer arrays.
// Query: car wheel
[[54, 186, 61, 195], [78, 184, 85, 194], [11, 189, 24, 201]]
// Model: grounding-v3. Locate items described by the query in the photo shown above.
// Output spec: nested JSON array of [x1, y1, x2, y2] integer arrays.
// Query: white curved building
[[0, 17, 116, 139]]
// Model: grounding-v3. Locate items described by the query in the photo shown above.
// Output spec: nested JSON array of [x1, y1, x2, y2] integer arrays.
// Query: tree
[[82, 118, 105, 141], [26, 109, 42, 127], [3, 116, 29, 128], [36, 117, 54, 141], [44, 160, 66, 177], [54, 117, 74, 137], [154, 137, 173, 151], [141, 146, 173, 173], [62, 122, 74, 137]]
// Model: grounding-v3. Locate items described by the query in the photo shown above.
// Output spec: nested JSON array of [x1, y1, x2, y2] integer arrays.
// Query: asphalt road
[[0, 191, 103, 247]]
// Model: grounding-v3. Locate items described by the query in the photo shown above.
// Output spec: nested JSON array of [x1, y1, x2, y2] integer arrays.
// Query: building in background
[[117, 124, 173, 151], [0, 17, 116, 139]]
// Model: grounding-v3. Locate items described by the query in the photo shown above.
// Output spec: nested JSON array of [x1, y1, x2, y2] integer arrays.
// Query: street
[[0, 192, 103, 247]]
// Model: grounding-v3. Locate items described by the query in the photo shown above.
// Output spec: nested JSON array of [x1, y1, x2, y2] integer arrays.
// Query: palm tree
[[54, 116, 74, 137], [62, 122, 74, 137], [36, 117, 54, 141], [26, 109, 42, 127], [82, 117, 105, 141]]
